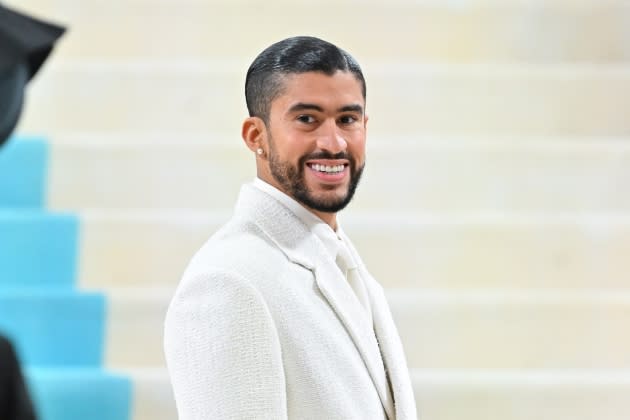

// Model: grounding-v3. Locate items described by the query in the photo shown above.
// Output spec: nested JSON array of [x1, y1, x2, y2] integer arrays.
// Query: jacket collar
[[234, 184, 396, 419]]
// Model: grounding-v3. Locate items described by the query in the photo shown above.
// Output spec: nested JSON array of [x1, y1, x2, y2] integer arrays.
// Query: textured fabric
[[164, 184, 417, 420], [336, 237, 373, 325], [252, 177, 373, 320], [252, 178, 323, 231], [252, 177, 341, 259]]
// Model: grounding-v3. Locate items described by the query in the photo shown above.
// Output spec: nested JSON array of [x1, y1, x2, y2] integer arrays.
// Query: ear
[[363, 113, 369, 130], [242, 116, 268, 155]]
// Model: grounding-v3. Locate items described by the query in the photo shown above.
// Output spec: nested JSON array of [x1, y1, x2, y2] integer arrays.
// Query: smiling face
[[257, 70, 367, 220]]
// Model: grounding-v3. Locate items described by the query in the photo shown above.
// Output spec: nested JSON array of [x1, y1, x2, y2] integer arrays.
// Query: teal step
[[0, 291, 105, 366], [0, 136, 48, 208], [26, 368, 131, 420], [0, 210, 78, 289]]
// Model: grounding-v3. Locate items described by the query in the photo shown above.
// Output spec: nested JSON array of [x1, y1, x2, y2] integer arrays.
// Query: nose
[[316, 119, 347, 154]]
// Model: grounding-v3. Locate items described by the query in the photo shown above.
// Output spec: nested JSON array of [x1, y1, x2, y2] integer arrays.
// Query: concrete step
[[345, 213, 630, 290], [124, 369, 176, 420], [391, 289, 630, 370], [412, 369, 630, 420], [7, 0, 630, 62], [104, 290, 170, 369], [76, 211, 630, 291], [0, 290, 105, 366], [0, 136, 47, 208], [103, 289, 630, 370], [122, 368, 630, 420], [43, 138, 630, 212], [26, 368, 131, 420], [0, 210, 78, 289], [46, 139, 252, 210], [18, 61, 630, 136]]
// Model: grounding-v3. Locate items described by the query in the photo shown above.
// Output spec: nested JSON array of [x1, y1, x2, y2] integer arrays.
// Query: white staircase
[[8, 0, 630, 419]]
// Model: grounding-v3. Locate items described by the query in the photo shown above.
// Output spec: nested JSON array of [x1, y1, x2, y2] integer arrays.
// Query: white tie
[[335, 239, 394, 417], [336, 239, 373, 326]]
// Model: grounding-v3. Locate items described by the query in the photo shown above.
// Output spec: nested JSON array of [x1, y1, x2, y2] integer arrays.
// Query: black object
[[0, 5, 65, 146], [0, 334, 37, 420], [0, 60, 28, 144]]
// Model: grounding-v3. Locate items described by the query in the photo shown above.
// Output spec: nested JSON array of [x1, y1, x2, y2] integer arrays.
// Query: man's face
[[264, 71, 367, 213]]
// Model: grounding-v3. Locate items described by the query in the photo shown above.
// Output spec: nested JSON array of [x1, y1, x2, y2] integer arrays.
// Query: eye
[[338, 115, 359, 125], [297, 115, 316, 124]]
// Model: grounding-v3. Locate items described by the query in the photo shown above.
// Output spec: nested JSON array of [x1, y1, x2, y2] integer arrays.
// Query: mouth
[[307, 163, 347, 174], [305, 160, 349, 182]]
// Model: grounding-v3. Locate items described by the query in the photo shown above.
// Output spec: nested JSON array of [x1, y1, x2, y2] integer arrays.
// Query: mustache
[[300, 151, 351, 161]]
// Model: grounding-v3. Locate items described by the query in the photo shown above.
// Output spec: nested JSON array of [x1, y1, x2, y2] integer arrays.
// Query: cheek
[[274, 137, 313, 164], [348, 136, 366, 161]]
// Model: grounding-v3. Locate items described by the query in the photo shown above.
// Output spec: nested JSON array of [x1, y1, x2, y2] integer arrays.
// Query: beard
[[268, 146, 364, 213]]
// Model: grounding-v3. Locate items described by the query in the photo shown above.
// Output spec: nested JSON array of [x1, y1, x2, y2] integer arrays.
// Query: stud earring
[[256, 148, 264, 156]]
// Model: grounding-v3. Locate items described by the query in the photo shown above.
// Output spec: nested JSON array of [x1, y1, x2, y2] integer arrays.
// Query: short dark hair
[[245, 36, 366, 123]]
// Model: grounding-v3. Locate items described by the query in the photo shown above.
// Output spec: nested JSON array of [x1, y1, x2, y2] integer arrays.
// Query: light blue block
[[26, 368, 132, 420], [0, 291, 105, 366], [0, 211, 78, 289], [0, 136, 48, 208]]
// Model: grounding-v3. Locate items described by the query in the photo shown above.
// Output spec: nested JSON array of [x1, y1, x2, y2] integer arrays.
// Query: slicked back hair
[[245, 36, 366, 124]]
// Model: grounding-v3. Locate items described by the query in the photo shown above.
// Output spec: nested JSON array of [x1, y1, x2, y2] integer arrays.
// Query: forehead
[[271, 71, 365, 113]]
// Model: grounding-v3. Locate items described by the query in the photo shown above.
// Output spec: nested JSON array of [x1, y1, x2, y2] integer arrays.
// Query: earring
[[256, 148, 264, 156]]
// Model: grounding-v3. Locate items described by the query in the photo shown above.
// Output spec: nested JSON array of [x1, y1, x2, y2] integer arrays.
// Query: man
[[0, 4, 65, 146], [0, 334, 37, 420], [164, 36, 417, 420]]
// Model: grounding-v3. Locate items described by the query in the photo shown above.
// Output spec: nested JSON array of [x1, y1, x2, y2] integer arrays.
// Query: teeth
[[312, 164, 344, 173]]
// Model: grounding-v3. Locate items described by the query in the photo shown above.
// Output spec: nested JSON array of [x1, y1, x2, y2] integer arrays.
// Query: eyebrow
[[288, 103, 364, 115], [338, 104, 364, 115]]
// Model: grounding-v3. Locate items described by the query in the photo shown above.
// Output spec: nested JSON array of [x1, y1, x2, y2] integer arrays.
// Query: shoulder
[[169, 216, 296, 312], [185, 217, 289, 283]]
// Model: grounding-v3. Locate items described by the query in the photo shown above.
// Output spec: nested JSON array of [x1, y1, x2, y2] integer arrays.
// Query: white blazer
[[164, 184, 417, 420]]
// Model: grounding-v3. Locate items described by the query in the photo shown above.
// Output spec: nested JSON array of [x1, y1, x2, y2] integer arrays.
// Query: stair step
[[103, 289, 630, 369], [41, 138, 630, 212], [105, 290, 170, 369], [8, 0, 630, 62], [19, 62, 630, 136], [389, 289, 630, 369], [75, 212, 630, 291], [412, 369, 630, 420], [345, 213, 630, 289], [0, 291, 105, 366], [0, 211, 78, 289], [47, 140, 252, 210], [25, 368, 131, 420], [125, 368, 177, 420], [0, 137, 48, 208], [119, 368, 630, 420]]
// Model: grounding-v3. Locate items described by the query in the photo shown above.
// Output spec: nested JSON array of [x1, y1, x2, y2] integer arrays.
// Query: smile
[[308, 163, 346, 174]]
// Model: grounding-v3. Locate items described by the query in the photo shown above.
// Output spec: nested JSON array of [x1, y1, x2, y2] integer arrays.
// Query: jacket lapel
[[235, 185, 395, 419], [368, 279, 417, 420], [341, 231, 418, 420], [311, 256, 395, 420]]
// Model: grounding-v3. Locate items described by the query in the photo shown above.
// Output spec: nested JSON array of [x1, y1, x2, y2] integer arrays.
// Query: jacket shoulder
[[189, 218, 286, 274]]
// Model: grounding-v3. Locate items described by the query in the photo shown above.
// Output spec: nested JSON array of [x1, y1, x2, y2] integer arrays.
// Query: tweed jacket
[[164, 184, 417, 420]]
